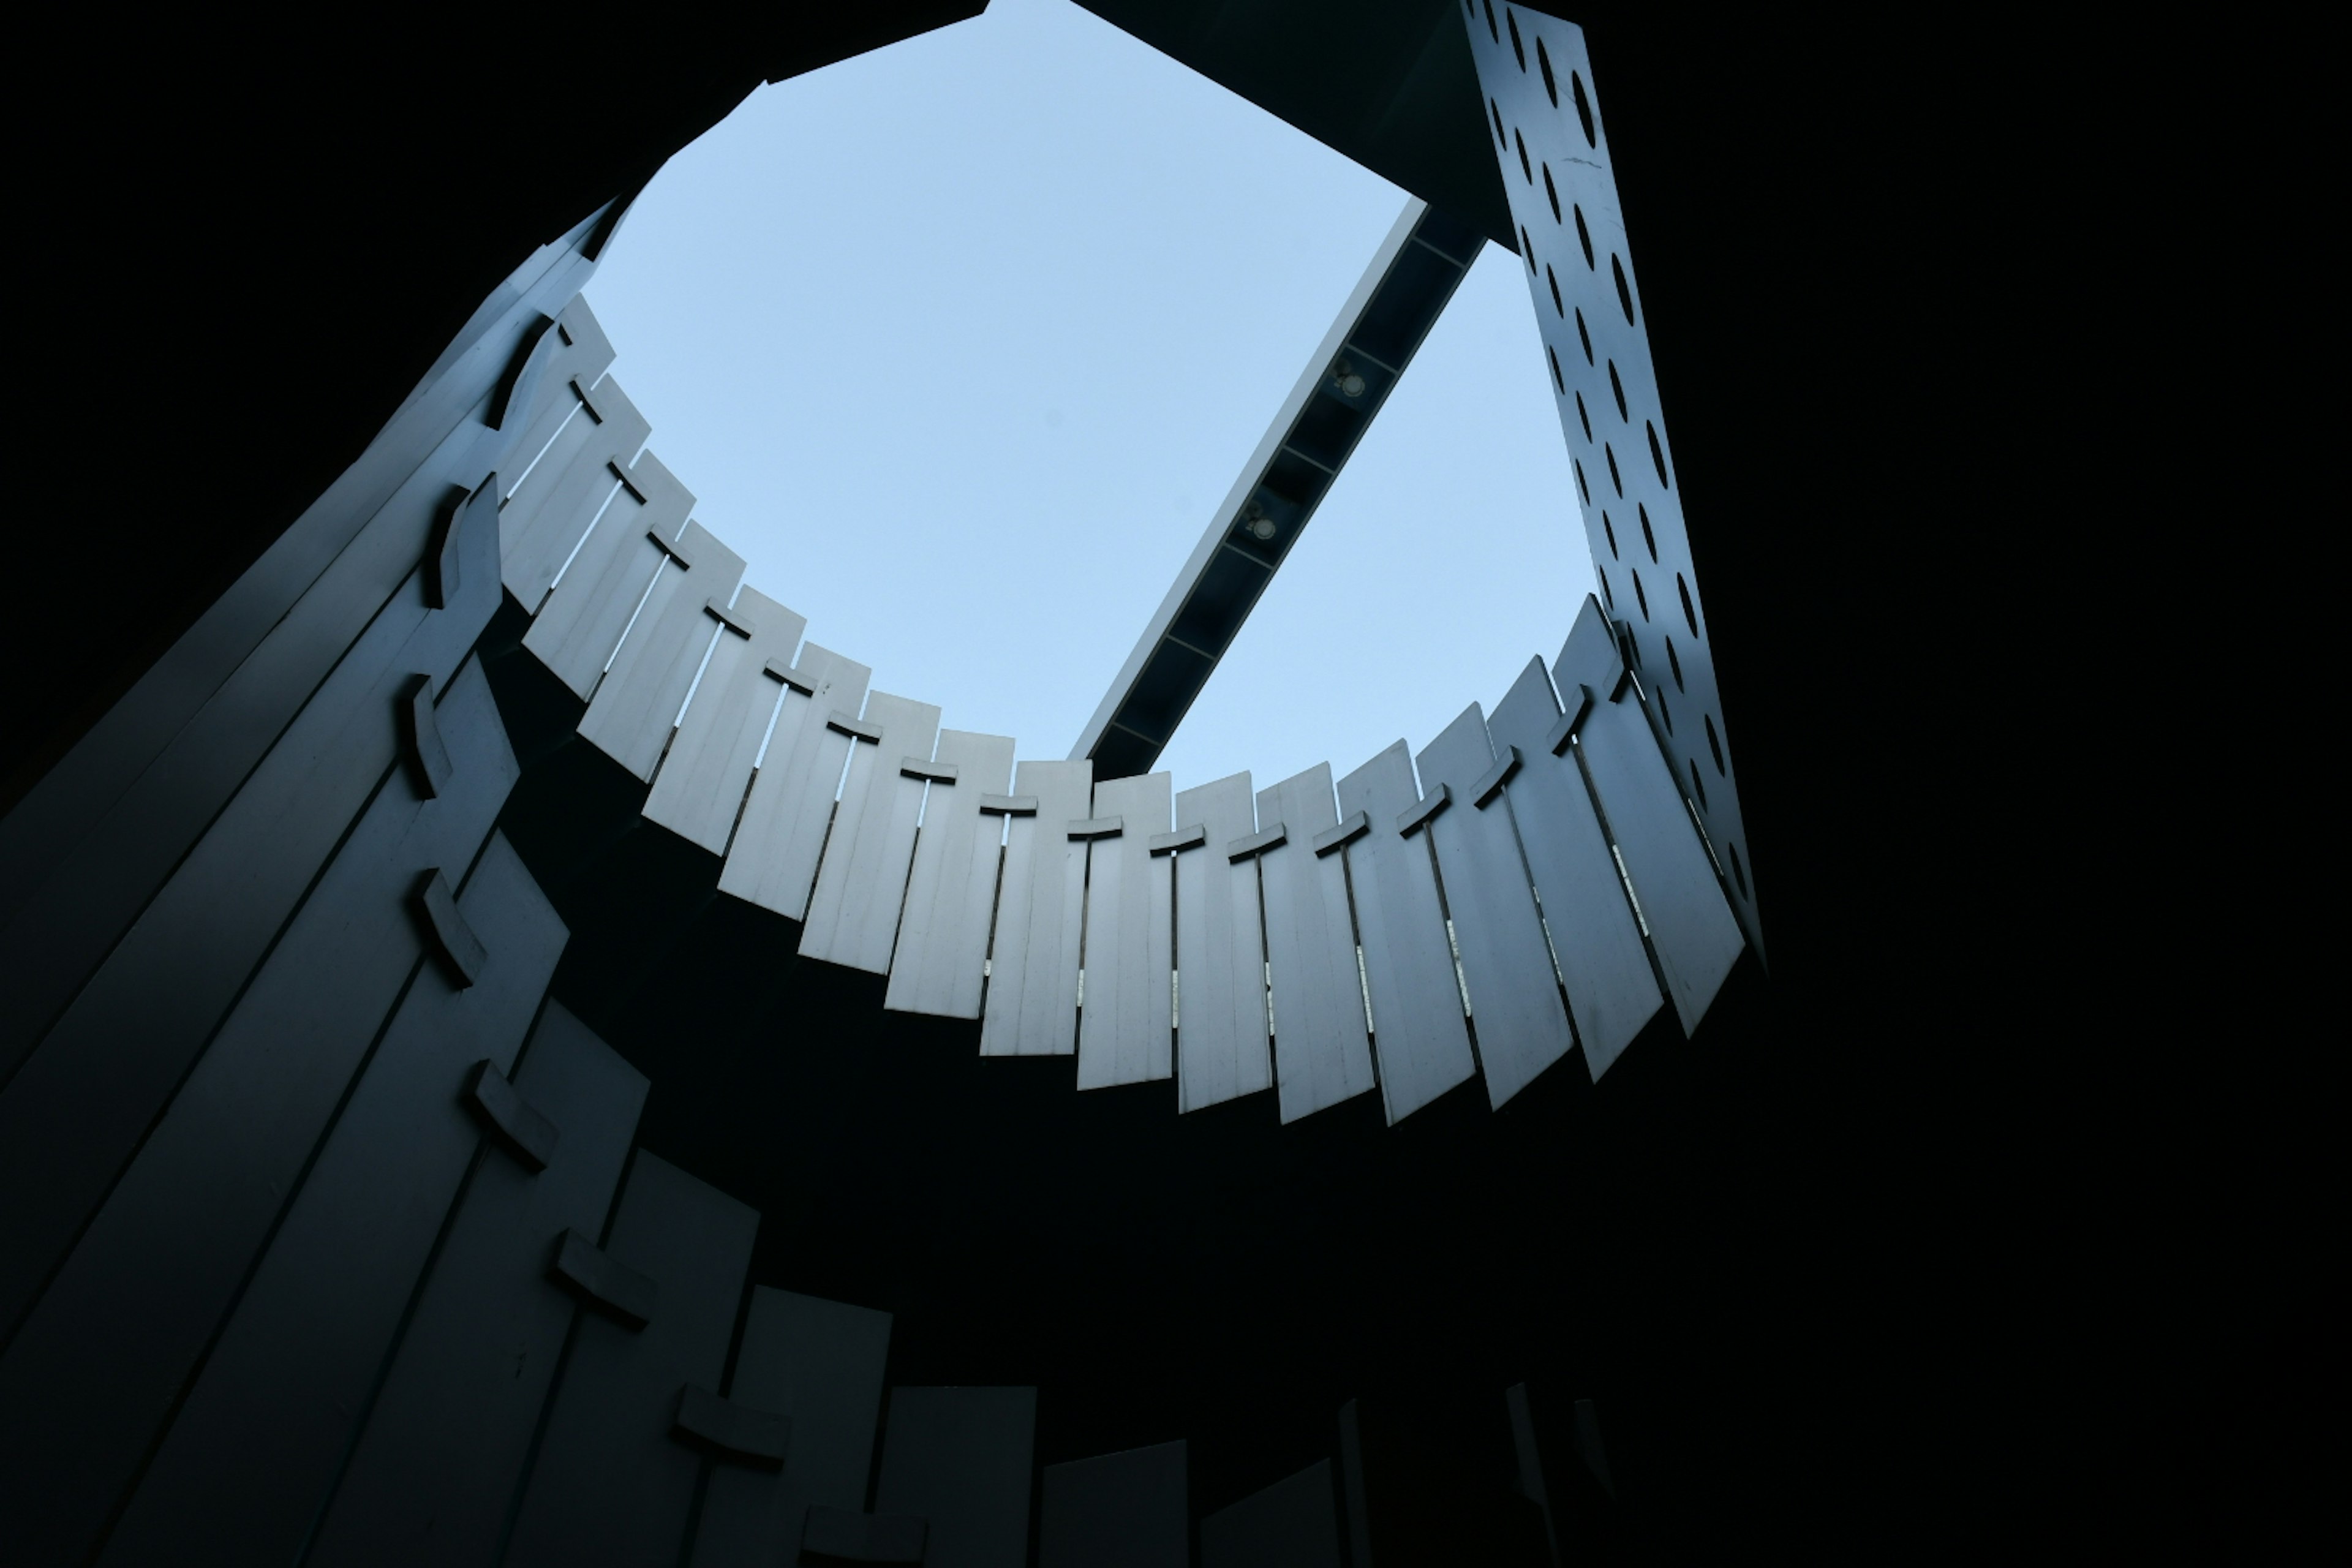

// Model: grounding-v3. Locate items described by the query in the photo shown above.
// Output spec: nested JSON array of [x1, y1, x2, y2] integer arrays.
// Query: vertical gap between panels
[[500, 395, 582, 504], [671, 622, 726, 729], [883, 817, 924, 978], [1072, 833, 1095, 1047], [1168, 844, 1183, 1049], [830, 732, 861, 802], [1420, 823, 1487, 1087], [599, 556, 669, 676], [978, 838, 1009, 1014], [541, 477, 625, 603], [1253, 856, 1276, 1064], [750, 685, 793, 770], [1337, 842, 1379, 1068]]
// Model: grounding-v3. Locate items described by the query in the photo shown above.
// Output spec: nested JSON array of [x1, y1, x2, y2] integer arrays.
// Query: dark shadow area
[[488, 592, 1792, 1553]]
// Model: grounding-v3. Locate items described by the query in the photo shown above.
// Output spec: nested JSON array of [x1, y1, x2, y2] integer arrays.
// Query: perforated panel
[[1464, 6, 1763, 956]]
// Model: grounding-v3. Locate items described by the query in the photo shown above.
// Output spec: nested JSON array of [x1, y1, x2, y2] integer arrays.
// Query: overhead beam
[[1073, 199, 1483, 779], [1072, 0, 1515, 249]]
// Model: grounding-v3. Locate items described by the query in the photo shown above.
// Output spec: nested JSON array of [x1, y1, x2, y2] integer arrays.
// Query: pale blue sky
[[584, 0, 1596, 801]]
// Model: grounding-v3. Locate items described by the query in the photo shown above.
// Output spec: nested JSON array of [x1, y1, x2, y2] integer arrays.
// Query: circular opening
[[1604, 441, 1623, 497], [1611, 254, 1634, 325], [1687, 760, 1708, 809], [1490, 98, 1507, 151], [1573, 458, 1589, 505], [1704, 713, 1724, 775], [1676, 572, 1697, 638], [1638, 502, 1656, 562], [1508, 8, 1526, 69], [1546, 265, 1562, 318], [1646, 421, 1669, 489], [1728, 843, 1748, 899], [1608, 360, 1627, 422], [1548, 345, 1564, 394], [1602, 508, 1617, 557], [1515, 128, 1532, 184], [1537, 35, 1558, 106], [1573, 205, 1593, 270], [1630, 567, 1648, 620], [1543, 164, 1561, 224], [1665, 633, 1683, 690], [1570, 70, 1596, 147], [1574, 307, 1592, 364], [1574, 391, 1590, 442]]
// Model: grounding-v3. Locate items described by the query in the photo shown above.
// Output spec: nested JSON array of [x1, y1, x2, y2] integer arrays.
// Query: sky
[[582, 0, 1597, 802]]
